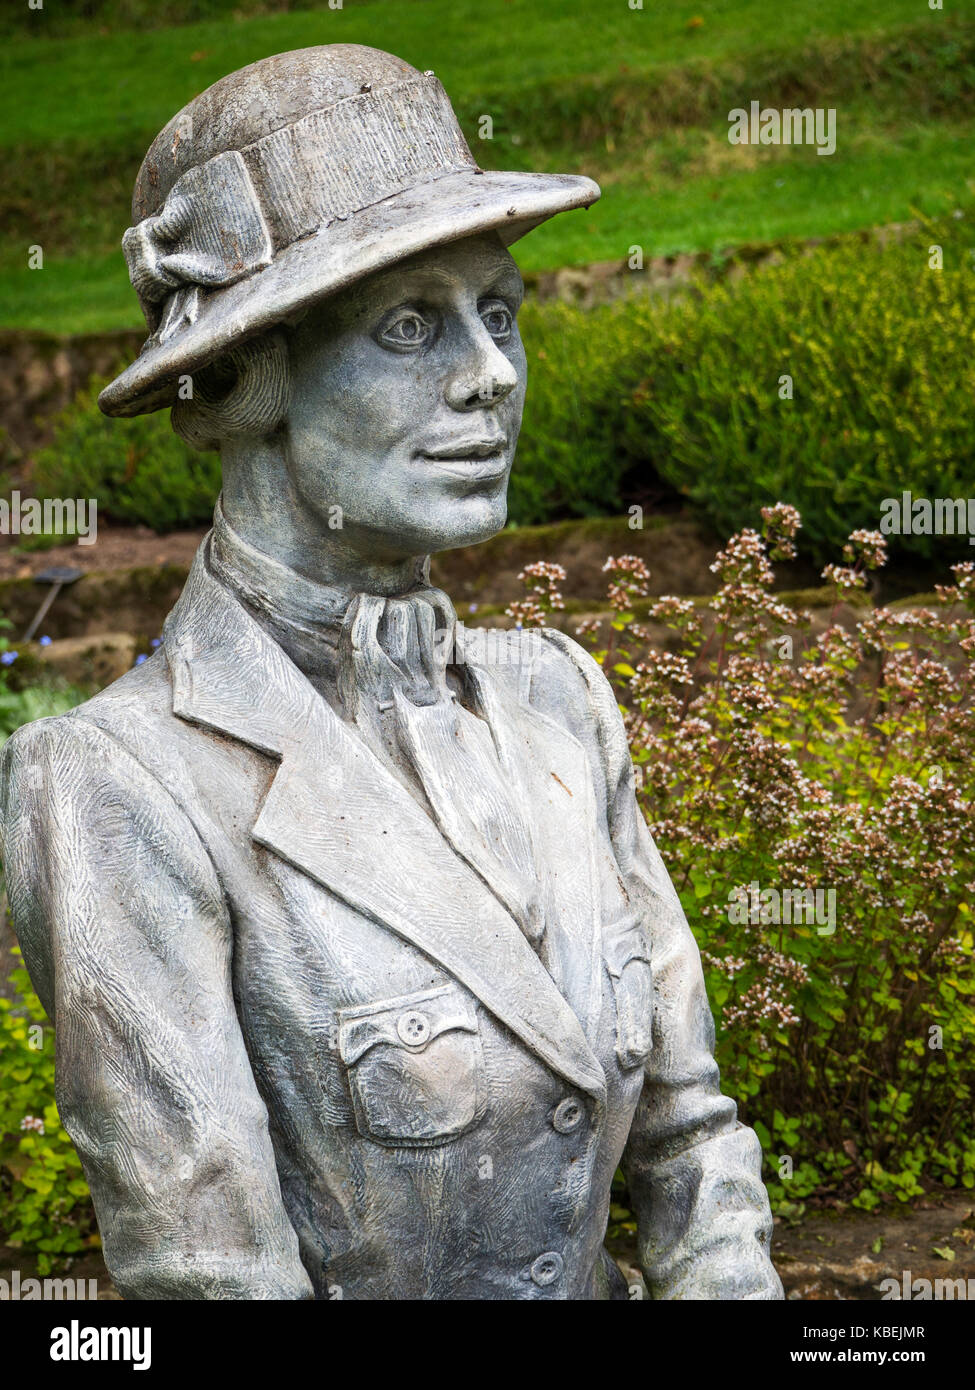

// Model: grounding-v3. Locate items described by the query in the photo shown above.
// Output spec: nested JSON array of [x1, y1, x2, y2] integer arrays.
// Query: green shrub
[[0, 946, 97, 1272], [33, 381, 221, 533], [619, 230, 975, 566], [519, 206, 975, 563], [513, 299, 634, 523]]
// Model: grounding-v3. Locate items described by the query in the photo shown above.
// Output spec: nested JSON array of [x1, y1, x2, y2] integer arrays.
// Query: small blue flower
[[1, 650, 18, 666], [39, 635, 52, 647], [469, 603, 479, 613], [134, 653, 147, 666], [150, 637, 161, 649]]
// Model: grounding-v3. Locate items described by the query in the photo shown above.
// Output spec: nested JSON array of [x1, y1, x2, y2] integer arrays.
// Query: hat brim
[[98, 168, 599, 417]]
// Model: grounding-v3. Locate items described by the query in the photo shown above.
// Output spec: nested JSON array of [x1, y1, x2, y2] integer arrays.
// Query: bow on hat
[[122, 152, 274, 346]]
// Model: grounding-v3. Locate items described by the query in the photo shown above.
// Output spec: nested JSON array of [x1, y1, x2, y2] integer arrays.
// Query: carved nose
[[445, 346, 518, 412]]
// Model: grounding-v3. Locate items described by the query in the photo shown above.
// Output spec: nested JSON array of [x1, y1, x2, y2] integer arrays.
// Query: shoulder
[[464, 622, 632, 798], [0, 654, 225, 906], [533, 628, 631, 786], [0, 648, 200, 859], [1, 650, 171, 790]]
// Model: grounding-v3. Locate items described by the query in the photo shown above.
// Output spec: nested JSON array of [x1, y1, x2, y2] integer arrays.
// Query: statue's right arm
[[0, 715, 314, 1300]]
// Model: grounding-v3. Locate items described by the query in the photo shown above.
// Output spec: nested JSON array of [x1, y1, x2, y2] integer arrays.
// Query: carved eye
[[376, 308, 435, 351], [479, 299, 513, 341]]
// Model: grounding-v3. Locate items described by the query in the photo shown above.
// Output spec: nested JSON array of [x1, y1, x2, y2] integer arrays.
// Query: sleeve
[[540, 631, 783, 1301], [0, 714, 314, 1300]]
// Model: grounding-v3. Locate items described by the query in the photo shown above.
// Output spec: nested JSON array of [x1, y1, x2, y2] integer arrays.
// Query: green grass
[[0, 253, 144, 335], [1, 0, 948, 143], [2, 0, 958, 48], [568, 122, 975, 261], [1, 0, 972, 331]]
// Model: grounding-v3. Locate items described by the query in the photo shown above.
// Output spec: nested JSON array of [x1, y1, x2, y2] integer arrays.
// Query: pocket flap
[[338, 983, 477, 1066], [603, 913, 652, 979]]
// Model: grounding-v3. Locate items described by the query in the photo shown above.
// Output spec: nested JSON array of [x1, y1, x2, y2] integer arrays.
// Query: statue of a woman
[[0, 45, 782, 1301]]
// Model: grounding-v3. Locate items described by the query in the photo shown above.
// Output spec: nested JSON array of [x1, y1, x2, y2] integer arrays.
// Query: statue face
[[283, 234, 526, 559]]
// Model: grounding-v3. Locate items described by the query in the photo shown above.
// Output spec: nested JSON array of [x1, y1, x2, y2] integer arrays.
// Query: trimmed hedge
[[516, 207, 975, 562], [632, 232, 974, 566]]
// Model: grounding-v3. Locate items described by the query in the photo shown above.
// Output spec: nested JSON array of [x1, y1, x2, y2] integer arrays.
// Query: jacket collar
[[164, 541, 606, 1101]]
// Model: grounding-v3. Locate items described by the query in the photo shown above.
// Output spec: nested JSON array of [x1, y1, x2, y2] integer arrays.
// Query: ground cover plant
[[0, 948, 96, 1274], [1, 0, 971, 331], [0, 624, 88, 741]]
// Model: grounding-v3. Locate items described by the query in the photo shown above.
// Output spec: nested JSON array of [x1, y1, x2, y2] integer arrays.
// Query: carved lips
[[418, 435, 509, 483]]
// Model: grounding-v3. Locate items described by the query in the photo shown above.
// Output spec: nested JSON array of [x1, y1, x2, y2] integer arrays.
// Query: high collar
[[208, 497, 452, 683]]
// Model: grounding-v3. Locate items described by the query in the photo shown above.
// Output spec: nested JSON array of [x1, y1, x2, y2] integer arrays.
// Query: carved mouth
[[419, 440, 509, 482]]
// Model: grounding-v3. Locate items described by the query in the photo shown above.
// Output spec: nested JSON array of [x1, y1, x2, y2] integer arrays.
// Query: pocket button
[[396, 1009, 431, 1046], [530, 1252, 564, 1287], [552, 1097, 583, 1133]]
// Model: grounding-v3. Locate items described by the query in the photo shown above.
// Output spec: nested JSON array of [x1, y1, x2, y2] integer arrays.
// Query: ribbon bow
[[122, 151, 273, 345]]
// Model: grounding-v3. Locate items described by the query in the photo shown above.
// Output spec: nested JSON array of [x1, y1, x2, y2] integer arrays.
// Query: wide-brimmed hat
[[98, 44, 599, 418]]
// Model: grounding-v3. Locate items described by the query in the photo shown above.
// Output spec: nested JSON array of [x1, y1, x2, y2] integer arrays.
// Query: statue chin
[[437, 492, 509, 550], [420, 505, 508, 559], [348, 490, 510, 562]]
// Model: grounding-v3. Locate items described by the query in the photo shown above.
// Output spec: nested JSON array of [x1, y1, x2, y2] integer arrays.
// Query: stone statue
[[0, 46, 783, 1301]]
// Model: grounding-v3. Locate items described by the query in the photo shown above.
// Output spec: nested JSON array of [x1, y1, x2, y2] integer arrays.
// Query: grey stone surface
[[0, 45, 781, 1300]]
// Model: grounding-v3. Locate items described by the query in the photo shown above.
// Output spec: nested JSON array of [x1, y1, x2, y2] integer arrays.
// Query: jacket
[[0, 542, 782, 1300]]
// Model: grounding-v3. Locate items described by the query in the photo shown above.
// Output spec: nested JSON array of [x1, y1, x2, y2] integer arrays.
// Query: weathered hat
[[98, 44, 599, 418]]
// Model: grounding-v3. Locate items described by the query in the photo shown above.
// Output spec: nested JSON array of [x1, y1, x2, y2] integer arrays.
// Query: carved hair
[[171, 331, 291, 452]]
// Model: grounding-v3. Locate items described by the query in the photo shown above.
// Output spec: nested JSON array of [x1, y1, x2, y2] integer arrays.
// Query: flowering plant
[[514, 505, 975, 1213]]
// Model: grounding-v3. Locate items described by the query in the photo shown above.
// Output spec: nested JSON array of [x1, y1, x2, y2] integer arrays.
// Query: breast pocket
[[604, 914, 654, 1069], [337, 982, 487, 1146]]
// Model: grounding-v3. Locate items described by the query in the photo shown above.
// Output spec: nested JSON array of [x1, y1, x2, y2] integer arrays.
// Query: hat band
[[123, 74, 477, 346]]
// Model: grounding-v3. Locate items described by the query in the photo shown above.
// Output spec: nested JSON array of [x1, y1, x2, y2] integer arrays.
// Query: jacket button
[[552, 1098, 583, 1133], [530, 1252, 564, 1287], [396, 1010, 431, 1045]]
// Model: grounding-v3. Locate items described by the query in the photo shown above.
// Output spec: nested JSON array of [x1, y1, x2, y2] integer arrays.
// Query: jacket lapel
[[165, 544, 606, 1102], [464, 656, 604, 1041]]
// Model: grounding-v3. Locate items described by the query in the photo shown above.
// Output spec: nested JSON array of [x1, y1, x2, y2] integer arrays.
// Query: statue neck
[[218, 438, 428, 597]]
